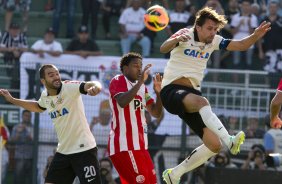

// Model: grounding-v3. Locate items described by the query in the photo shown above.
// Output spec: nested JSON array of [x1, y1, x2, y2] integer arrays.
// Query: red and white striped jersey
[[277, 79, 282, 92], [108, 75, 154, 156]]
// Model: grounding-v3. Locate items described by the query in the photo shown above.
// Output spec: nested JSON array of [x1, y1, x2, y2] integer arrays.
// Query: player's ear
[[123, 65, 129, 74], [195, 25, 201, 32], [40, 79, 45, 85]]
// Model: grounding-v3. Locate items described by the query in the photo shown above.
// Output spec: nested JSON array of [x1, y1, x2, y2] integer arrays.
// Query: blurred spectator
[[166, 0, 190, 38], [241, 144, 267, 170], [244, 117, 265, 138], [118, 0, 151, 57], [204, 0, 224, 15], [80, 0, 102, 39], [231, 0, 258, 69], [10, 110, 33, 184], [146, 110, 165, 157], [30, 27, 63, 58], [3, 0, 31, 33], [204, 0, 225, 69], [90, 99, 111, 158], [0, 23, 28, 93], [219, 0, 239, 68], [228, 116, 239, 135], [165, 0, 190, 58], [207, 150, 238, 169], [142, 0, 169, 9], [221, 0, 239, 39], [186, 4, 198, 27], [52, 0, 75, 38], [65, 25, 102, 58], [251, 2, 263, 22], [263, 115, 282, 154], [44, 0, 53, 12], [99, 157, 119, 184], [258, 0, 282, 91], [101, 0, 128, 39], [43, 148, 56, 179]]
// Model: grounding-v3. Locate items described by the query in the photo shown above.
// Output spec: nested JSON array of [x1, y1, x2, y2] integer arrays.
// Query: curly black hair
[[120, 52, 142, 73]]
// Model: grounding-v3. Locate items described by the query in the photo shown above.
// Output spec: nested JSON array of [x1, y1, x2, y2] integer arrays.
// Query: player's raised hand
[[0, 89, 13, 102], [173, 28, 191, 42], [153, 73, 162, 94], [139, 64, 152, 83], [270, 116, 282, 129], [176, 34, 191, 42], [254, 21, 271, 39]]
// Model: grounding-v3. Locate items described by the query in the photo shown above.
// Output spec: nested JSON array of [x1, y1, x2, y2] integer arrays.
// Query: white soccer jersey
[[37, 81, 96, 154], [162, 28, 228, 90]]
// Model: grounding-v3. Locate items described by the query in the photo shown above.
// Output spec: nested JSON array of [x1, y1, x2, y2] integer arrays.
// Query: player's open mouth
[[54, 80, 61, 85]]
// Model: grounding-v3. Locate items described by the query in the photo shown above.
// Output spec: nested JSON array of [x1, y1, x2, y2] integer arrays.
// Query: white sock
[[170, 144, 216, 179], [199, 105, 231, 146]]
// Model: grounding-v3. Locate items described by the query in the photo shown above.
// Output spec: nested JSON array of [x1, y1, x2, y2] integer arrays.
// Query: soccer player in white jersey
[[270, 79, 282, 129], [159, 7, 271, 184], [0, 64, 102, 184], [108, 52, 163, 184]]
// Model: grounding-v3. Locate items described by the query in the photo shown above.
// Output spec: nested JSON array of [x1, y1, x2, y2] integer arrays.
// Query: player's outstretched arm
[[0, 89, 44, 112], [227, 21, 271, 51], [84, 81, 102, 96], [270, 91, 282, 129]]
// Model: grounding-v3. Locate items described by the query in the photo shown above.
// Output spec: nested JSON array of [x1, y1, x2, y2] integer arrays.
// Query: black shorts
[[45, 147, 101, 184], [160, 84, 206, 138]]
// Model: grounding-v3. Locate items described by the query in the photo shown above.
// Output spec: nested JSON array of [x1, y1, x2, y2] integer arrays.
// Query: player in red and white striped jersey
[[270, 79, 282, 129], [108, 52, 163, 184]]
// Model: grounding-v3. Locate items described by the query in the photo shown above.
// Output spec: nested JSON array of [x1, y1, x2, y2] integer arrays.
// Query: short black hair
[[120, 52, 142, 73], [22, 110, 31, 115], [39, 64, 57, 79]]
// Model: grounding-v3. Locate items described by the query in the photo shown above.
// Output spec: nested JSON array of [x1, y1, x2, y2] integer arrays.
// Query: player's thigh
[[182, 93, 209, 112], [71, 148, 101, 184], [110, 150, 156, 184], [45, 153, 75, 184]]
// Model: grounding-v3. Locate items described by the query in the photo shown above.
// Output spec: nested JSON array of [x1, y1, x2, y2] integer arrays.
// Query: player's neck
[[194, 29, 205, 44], [47, 89, 58, 96], [125, 75, 136, 83]]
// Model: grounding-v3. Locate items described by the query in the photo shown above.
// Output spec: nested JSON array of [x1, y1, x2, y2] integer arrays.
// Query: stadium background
[[0, 0, 282, 184]]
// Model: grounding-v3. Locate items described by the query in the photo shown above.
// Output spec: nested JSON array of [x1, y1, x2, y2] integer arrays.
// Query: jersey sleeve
[[109, 76, 128, 98], [213, 35, 231, 50], [37, 92, 47, 110], [277, 79, 282, 92], [63, 81, 86, 96], [145, 87, 154, 106]]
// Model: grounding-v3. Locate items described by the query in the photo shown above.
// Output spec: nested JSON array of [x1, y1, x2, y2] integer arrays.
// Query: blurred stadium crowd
[[0, 0, 282, 183]]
